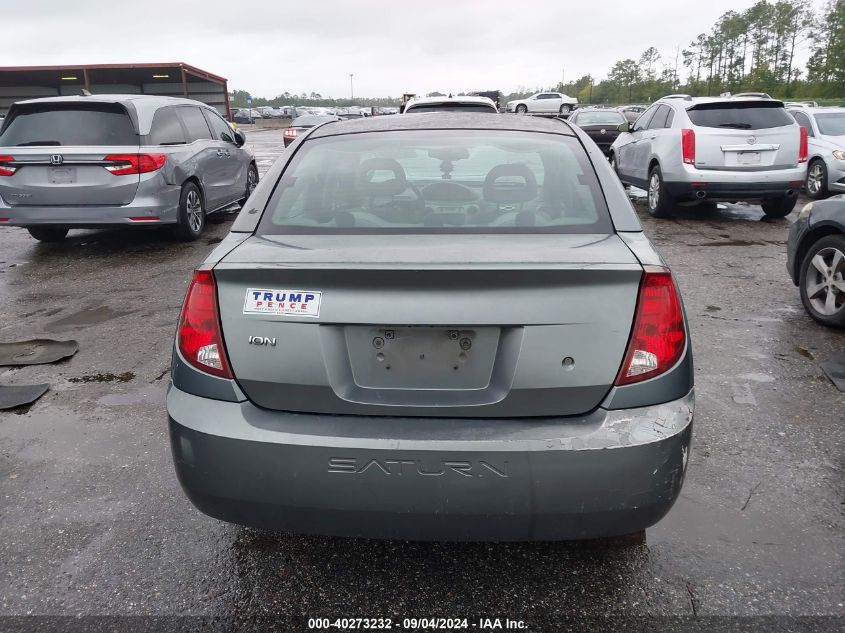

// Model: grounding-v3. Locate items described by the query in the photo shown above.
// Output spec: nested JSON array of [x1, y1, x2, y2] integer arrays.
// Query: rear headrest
[[483, 164, 538, 204], [358, 158, 407, 196]]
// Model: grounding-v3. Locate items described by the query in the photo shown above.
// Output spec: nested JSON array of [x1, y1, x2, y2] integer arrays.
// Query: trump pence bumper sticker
[[243, 288, 322, 318]]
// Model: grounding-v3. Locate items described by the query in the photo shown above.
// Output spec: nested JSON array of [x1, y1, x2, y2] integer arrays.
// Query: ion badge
[[243, 288, 322, 318]]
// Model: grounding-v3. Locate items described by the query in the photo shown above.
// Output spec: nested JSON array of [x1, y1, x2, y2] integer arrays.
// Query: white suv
[[506, 92, 578, 116], [610, 96, 807, 218]]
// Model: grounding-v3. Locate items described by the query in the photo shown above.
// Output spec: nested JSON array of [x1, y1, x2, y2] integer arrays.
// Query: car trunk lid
[[213, 234, 643, 417]]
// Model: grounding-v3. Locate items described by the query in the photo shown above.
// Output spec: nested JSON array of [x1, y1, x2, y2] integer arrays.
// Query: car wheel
[[806, 159, 829, 200], [27, 227, 68, 242], [799, 234, 845, 328], [559, 104, 572, 115], [173, 182, 205, 242], [516, 105, 528, 115], [761, 195, 798, 218], [646, 165, 673, 218], [240, 163, 259, 206]]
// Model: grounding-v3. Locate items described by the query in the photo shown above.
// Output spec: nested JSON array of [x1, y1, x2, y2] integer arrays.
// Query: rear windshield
[[292, 115, 337, 127], [687, 102, 794, 130], [259, 130, 611, 234], [815, 113, 845, 136], [574, 111, 626, 125], [405, 104, 497, 113], [0, 103, 137, 146]]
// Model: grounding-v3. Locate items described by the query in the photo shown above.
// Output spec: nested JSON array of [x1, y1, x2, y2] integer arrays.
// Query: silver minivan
[[0, 95, 258, 241], [610, 96, 807, 218]]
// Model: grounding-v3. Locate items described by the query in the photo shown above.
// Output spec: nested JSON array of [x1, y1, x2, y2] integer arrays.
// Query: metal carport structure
[[0, 62, 231, 119]]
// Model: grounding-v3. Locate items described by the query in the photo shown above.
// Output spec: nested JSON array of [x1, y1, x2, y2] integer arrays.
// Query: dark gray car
[[0, 95, 258, 241], [168, 114, 694, 541]]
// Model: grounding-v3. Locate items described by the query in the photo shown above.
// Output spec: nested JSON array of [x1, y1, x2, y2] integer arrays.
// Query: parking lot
[[0, 127, 841, 629]]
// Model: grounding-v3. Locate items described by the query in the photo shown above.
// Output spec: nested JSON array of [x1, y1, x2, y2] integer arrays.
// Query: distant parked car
[[283, 114, 342, 147], [0, 95, 257, 242], [232, 109, 264, 124], [787, 106, 845, 199], [402, 95, 498, 114], [619, 105, 647, 123], [610, 96, 806, 218], [567, 108, 627, 156], [787, 199, 845, 327], [733, 92, 773, 99], [506, 92, 578, 116], [257, 107, 283, 119]]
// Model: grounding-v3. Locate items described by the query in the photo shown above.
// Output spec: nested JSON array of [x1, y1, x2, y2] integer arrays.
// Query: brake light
[[0, 155, 17, 176], [615, 267, 686, 386], [681, 129, 695, 165], [799, 126, 808, 163], [283, 128, 298, 139], [177, 267, 232, 379], [103, 153, 167, 176]]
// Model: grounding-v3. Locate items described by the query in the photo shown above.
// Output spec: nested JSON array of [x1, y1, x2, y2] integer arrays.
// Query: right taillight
[[615, 267, 686, 386], [799, 126, 808, 163], [177, 267, 233, 379], [681, 128, 695, 165], [0, 155, 18, 176], [104, 153, 167, 176]]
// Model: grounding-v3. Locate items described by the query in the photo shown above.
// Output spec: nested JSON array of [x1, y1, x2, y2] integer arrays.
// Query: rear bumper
[[0, 185, 181, 227], [167, 385, 694, 541], [665, 180, 803, 201]]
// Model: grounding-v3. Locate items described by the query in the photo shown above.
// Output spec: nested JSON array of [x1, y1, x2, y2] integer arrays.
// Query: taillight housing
[[283, 128, 298, 139], [0, 155, 18, 177], [177, 267, 233, 379], [798, 126, 808, 163], [615, 267, 686, 386], [104, 153, 167, 176], [681, 129, 695, 165]]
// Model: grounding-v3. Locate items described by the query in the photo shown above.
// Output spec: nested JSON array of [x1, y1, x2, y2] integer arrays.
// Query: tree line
[[550, 0, 845, 104]]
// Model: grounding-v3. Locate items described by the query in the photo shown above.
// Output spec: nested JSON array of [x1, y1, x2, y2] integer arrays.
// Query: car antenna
[[80, 89, 92, 97]]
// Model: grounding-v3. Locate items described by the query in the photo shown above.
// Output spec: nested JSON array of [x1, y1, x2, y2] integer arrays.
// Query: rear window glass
[[259, 130, 611, 235], [574, 111, 626, 125], [0, 103, 136, 147], [815, 113, 845, 136], [292, 115, 338, 127], [405, 104, 497, 113], [687, 103, 794, 130]]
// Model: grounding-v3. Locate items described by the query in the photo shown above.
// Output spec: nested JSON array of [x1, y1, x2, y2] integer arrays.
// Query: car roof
[[14, 94, 207, 110], [406, 95, 495, 106], [658, 96, 786, 109], [308, 112, 576, 137], [787, 105, 843, 115]]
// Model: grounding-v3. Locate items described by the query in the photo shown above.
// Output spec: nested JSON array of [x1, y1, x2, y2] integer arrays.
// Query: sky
[[0, 0, 819, 99]]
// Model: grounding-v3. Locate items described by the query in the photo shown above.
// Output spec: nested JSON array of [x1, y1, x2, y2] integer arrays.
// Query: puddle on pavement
[[45, 306, 135, 331], [69, 372, 135, 384]]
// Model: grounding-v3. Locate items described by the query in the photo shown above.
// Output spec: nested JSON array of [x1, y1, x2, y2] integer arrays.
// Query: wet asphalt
[[0, 129, 842, 629]]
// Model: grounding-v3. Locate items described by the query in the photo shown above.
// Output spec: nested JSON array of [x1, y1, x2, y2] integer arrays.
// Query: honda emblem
[[50, 155, 64, 166]]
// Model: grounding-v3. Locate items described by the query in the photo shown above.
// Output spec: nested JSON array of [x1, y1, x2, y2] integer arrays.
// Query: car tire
[[761, 195, 798, 218], [516, 105, 528, 115], [646, 165, 674, 218], [798, 234, 845, 328], [806, 159, 829, 200], [173, 182, 205, 242], [27, 227, 68, 242], [559, 104, 572, 115], [240, 163, 259, 206]]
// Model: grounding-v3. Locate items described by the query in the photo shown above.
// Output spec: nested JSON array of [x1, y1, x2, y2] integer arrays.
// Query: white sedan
[[506, 92, 578, 116]]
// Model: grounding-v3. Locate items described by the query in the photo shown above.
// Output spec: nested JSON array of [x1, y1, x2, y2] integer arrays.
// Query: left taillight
[[798, 126, 808, 163], [177, 267, 233, 379], [615, 266, 686, 386], [283, 128, 298, 139], [104, 153, 167, 176], [0, 155, 18, 177]]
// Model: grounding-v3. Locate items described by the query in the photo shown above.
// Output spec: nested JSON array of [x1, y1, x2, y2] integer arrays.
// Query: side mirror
[[617, 121, 631, 133], [233, 129, 246, 147]]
